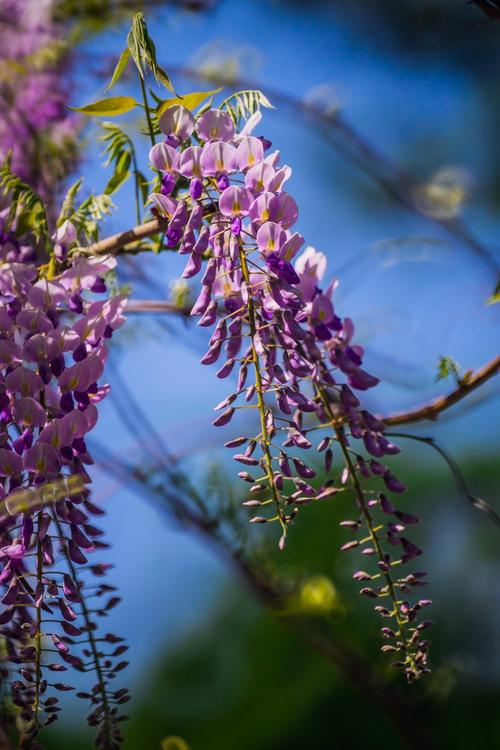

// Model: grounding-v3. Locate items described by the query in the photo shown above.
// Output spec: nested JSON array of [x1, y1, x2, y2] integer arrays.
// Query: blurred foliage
[[53, 0, 211, 35], [436, 355, 462, 383]]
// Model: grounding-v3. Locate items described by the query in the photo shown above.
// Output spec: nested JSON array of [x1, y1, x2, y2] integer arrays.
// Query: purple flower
[[179, 145, 203, 177], [265, 253, 300, 285], [200, 141, 237, 176], [158, 105, 195, 141], [149, 142, 180, 172], [219, 186, 253, 217], [235, 136, 264, 170], [256, 222, 287, 255], [153, 105, 432, 681], [196, 108, 235, 142]]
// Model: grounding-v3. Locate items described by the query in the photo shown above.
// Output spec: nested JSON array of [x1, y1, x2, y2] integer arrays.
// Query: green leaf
[[69, 193, 115, 243], [220, 89, 274, 125], [69, 96, 138, 117], [154, 64, 175, 94], [105, 48, 131, 92], [127, 13, 175, 93], [104, 150, 131, 194], [104, 169, 131, 196], [0, 158, 50, 251], [157, 88, 223, 118], [127, 17, 144, 79], [486, 279, 500, 305], [436, 355, 461, 383], [98, 122, 147, 212], [196, 96, 216, 117], [149, 88, 164, 105], [57, 178, 83, 225], [136, 171, 151, 205]]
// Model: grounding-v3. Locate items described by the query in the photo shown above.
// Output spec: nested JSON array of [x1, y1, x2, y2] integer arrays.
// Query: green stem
[[238, 243, 286, 532], [314, 382, 417, 672], [131, 150, 142, 225], [139, 75, 156, 148], [33, 511, 43, 729], [52, 515, 114, 747]]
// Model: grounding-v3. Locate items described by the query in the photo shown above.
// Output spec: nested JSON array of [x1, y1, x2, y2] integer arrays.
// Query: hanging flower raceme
[[0, 245, 129, 747], [295, 246, 431, 682], [149, 104, 432, 681]]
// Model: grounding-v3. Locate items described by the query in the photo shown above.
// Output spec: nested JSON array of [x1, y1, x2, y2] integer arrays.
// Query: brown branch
[[126, 299, 190, 315], [76, 217, 168, 256], [382, 354, 500, 426]]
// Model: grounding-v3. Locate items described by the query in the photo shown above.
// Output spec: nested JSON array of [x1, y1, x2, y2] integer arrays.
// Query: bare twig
[[382, 355, 500, 426], [126, 299, 190, 315]]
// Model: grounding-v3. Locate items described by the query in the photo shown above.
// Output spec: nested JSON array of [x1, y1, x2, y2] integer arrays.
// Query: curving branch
[[126, 299, 190, 315], [382, 354, 500, 426]]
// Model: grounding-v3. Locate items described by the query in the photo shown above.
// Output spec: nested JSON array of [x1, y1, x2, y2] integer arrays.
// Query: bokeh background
[[4, 1, 500, 748]]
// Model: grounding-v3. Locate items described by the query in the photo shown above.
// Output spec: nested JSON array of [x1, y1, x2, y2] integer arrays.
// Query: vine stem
[[382, 354, 500, 426], [238, 242, 286, 533], [314, 380, 417, 673], [131, 149, 142, 225], [52, 514, 113, 747], [33, 511, 43, 729], [139, 75, 156, 149], [387, 430, 500, 529]]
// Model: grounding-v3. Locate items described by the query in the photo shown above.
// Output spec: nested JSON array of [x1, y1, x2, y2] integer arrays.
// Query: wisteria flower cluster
[[149, 104, 432, 681], [0, 244, 129, 747]]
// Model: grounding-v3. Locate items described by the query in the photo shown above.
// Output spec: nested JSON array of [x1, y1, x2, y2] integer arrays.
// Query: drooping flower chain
[[0, 251, 129, 747], [149, 104, 432, 681]]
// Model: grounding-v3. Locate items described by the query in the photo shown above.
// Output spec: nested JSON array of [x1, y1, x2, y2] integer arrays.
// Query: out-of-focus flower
[[0, 0, 80, 203], [297, 576, 342, 616], [414, 166, 472, 219]]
